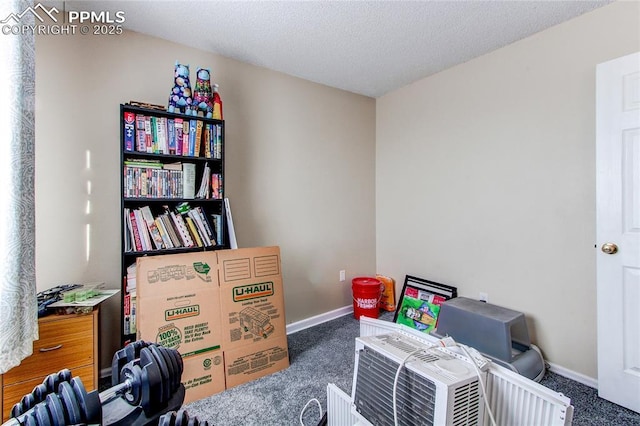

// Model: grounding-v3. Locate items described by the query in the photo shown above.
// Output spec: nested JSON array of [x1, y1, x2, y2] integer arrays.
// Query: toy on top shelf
[[168, 62, 194, 115], [192, 68, 214, 118], [212, 83, 223, 120]]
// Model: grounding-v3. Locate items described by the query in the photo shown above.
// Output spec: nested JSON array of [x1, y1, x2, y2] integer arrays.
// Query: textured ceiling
[[58, 0, 612, 98]]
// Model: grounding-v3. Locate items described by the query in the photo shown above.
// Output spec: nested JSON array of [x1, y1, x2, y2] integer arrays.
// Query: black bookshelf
[[119, 103, 227, 346]]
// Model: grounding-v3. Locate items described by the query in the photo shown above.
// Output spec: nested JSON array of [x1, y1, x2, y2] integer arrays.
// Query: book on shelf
[[144, 116, 153, 153], [127, 209, 144, 251], [169, 209, 194, 247], [124, 160, 162, 169], [188, 209, 212, 246], [204, 124, 211, 158], [160, 213, 183, 248], [126, 263, 137, 293], [182, 120, 190, 156], [195, 206, 217, 245], [158, 117, 169, 154], [211, 173, 222, 199], [123, 208, 132, 252], [123, 111, 135, 152], [214, 124, 222, 159], [183, 163, 196, 199], [225, 197, 238, 249], [140, 205, 165, 250], [150, 116, 158, 153], [133, 208, 153, 250], [123, 291, 137, 335], [196, 163, 211, 199], [211, 213, 223, 246], [135, 114, 146, 152], [175, 118, 183, 156], [167, 118, 176, 155], [163, 162, 183, 171], [154, 217, 174, 249], [195, 120, 203, 157], [184, 215, 204, 247], [188, 119, 196, 156]]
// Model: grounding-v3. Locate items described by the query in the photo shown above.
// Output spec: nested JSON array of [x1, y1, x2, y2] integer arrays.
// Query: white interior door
[[596, 51, 640, 413]]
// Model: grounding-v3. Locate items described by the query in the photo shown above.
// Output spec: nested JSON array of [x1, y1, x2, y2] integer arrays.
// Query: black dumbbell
[[158, 409, 210, 426], [111, 340, 149, 387]]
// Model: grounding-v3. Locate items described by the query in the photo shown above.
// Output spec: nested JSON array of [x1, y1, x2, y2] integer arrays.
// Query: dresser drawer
[[3, 313, 96, 385], [2, 364, 95, 421]]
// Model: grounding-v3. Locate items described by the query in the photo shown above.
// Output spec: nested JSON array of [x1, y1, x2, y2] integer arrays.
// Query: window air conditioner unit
[[351, 332, 487, 426]]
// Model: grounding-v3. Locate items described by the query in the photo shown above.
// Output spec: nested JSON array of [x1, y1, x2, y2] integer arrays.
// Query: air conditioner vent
[[451, 382, 481, 425], [354, 347, 437, 425], [352, 333, 485, 426]]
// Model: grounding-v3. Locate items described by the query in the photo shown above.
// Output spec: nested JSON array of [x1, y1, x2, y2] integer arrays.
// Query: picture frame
[[393, 275, 457, 334]]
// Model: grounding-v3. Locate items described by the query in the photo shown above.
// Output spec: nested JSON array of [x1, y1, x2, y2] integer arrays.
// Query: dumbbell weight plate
[[32, 383, 49, 403], [149, 345, 171, 402], [139, 347, 165, 414], [58, 381, 83, 424], [57, 369, 72, 384], [45, 393, 66, 426], [173, 408, 189, 426], [158, 411, 177, 426], [10, 401, 25, 418], [70, 377, 101, 423], [19, 393, 36, 412], [156, 345, 178, 391], [166, 346, 184, 381], [44, 373, 61, 394], [34, 403, 52, 426]]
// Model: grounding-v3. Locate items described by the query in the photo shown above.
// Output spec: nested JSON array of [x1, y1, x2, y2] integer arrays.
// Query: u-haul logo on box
[[233, 282, 274, 302], [165, 305, 200, 321]]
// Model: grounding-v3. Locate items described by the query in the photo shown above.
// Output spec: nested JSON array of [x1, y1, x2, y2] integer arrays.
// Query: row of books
[[124, 204, 222, 253], [123, 111, 222, 159], [196, 163, 223, 199], [123, 160, 222, 200]]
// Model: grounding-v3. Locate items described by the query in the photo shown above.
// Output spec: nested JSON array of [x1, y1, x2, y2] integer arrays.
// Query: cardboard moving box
[[224, 334, 290, 389], [136, 246, 288, 402], [217, 246, 289, 389]]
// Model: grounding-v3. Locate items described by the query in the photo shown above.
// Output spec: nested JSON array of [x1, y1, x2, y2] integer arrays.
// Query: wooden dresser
[[0, 309, 99, 421]]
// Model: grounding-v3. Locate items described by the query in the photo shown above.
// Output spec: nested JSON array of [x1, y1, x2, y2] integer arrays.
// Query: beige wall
[[35, 1, 637, 379], [35, 31, 376, 369], [376, 1, 639, 379]]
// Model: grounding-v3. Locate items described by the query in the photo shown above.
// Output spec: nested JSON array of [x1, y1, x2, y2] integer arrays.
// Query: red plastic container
[[352, 277, 383, 319]]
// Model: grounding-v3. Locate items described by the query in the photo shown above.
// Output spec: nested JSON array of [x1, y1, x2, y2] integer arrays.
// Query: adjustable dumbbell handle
[[99, 380, 132, 405]]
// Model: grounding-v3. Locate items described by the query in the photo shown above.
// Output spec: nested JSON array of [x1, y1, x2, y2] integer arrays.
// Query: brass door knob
[[601, 243, 618, 254]]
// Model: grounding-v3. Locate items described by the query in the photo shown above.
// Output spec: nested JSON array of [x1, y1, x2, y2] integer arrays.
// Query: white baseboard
[[286, 305, 353, 335], [547, 361, 597, 389], [100, 367, 111, 379]]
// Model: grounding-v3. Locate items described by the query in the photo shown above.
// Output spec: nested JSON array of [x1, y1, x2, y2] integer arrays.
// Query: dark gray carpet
[[184, 311, 640, 425], [102, 311, 640, 425]]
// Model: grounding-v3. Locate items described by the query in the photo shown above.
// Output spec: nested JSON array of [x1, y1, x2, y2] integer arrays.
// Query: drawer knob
[[39, 344, 63, 352]]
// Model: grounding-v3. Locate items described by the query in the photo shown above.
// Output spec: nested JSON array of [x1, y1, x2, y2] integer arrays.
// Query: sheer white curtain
[[0, 0, 38, 374]]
